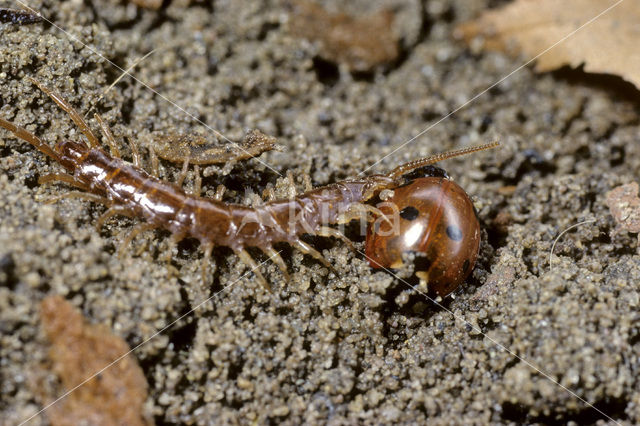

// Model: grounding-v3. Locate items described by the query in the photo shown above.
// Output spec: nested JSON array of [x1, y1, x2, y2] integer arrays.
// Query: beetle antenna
[[386, 141, 499, 179]]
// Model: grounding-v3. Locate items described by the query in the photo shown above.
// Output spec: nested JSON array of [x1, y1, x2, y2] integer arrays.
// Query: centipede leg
[[150, 146, 160, 178], [176, 156, 190, 187], [118, 223, 156, 258], [163, 233, 186, 264], [365, 205, 394, 225], [192, 164, 201, 197], [28, 78, 101, 149], [292, 239, 336, 273], [286, 170, 296, 199], [316, 226, 355, 251], [213, 184, 225, 201], [201, 242, 214, 285], [234, 248, 271, 292], [128, 137, 142, 168], [94, 113, 121, 158], [38, 173, 89, 190], [96, 205, 136, 230], [262, 245, 290, 282], [42, 191, 109, 206], [262, 187, 276, 202], [303, 174, 312, 192], [338, 204, 393, 226]]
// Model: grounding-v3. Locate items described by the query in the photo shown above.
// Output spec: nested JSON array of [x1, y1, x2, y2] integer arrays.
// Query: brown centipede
[[0, 78, 498, 291]]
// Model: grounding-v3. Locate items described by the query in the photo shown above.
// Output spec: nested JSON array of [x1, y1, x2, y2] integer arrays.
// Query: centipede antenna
[[94, 113, 121, 158], [28, 77, 101, 149], [0, 117, 62, 162], [386, 141, 499, 180], [84, 48, 159, 120]]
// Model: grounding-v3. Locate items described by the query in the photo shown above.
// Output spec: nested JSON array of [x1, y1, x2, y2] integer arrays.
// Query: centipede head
[[54, 140, 90, 171]]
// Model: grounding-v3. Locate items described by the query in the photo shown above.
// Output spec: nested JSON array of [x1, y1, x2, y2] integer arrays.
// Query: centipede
[[0, 78, 498, 291]]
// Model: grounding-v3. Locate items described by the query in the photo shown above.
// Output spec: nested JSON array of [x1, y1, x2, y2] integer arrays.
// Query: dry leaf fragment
[[457, 0, 640, 89], [40, 295, 153, 426], [605, 182, 640, 243], [288, 0, 399, 72]]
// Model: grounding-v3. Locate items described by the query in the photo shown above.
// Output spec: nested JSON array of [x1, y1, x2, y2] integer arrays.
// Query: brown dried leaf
[[457, 0, 640, 89], [40, 295, 152, 426], [288, 0, 399, 72], [605, 182, 640, 237]]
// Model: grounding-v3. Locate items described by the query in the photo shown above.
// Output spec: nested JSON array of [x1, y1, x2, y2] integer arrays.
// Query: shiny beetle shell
[[365, 176, 480, 297]]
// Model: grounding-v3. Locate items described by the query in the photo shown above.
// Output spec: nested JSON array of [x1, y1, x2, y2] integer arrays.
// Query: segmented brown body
[[0, 79, 497, 290], [58, 139, 392, 250]]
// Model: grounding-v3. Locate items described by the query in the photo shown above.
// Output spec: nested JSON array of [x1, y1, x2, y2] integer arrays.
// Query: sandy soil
[[1, 0, 639, 424]]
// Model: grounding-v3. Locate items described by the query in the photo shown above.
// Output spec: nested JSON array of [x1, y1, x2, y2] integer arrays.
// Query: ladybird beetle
[[365, 166, 480, 297]]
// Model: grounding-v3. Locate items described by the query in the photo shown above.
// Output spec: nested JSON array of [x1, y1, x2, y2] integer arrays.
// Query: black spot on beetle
[[462, 259, 470, 274], [400, 206, 419, 221], [446, 225, 463, 241], [402, 165, 449, 182]]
